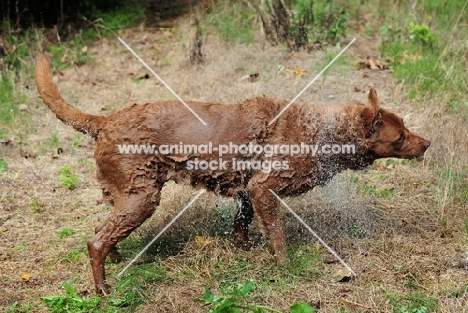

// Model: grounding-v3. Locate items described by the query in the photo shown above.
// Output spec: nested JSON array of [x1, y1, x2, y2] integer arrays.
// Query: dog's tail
[[35, 54, 105, 139]]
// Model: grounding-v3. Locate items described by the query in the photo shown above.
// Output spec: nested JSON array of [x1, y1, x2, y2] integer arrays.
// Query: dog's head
[[361, 89, 430, 159]]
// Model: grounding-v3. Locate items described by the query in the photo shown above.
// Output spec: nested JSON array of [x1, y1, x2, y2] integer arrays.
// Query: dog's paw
[[234, 239, 254, 251]]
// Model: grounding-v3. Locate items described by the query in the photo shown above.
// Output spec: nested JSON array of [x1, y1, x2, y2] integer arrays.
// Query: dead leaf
[[358, 58, 389, 70], [21, 274, 31, 281], [399, 51, 422, 64], [367, 59, 379, 70], [333, 269, 353, 282], [354, 87, 361, 92], [248, 73, 259, 82], [195, 235, 211, 248], [20, 150, 36, 159], [294, 67, 307, 79], [18, 104, 28, 111]]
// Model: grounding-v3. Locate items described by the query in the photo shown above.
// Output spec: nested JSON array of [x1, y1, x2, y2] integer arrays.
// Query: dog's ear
[[367, 88, 380, 114], [361, 89, 382, 137]]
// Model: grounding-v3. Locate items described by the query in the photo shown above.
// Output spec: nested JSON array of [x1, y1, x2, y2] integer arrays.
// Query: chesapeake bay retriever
[[35, 54, 430, 295]]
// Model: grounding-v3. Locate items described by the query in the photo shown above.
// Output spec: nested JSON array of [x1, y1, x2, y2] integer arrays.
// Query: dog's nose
[[423, 140, 431, 150]]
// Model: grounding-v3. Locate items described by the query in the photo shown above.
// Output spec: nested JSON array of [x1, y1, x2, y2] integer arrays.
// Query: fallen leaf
[[354, 87, 361, 92], [367, 59, 379, 70], [333, 269, 353, 282], [248, 73, 259, 82], [20, 150, 36, 159], [195, 235, 211, 248], [18, 104, 29, 111], [399, 51, 422, 64], [21, 274, 31, 281], [294, 67, 307, 79]]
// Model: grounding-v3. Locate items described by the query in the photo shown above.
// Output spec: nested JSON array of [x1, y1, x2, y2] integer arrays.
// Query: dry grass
[[1, 10, 468, 313]]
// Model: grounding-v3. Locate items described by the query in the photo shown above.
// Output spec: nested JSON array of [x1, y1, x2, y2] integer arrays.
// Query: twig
[[339, 297, 371, 309]]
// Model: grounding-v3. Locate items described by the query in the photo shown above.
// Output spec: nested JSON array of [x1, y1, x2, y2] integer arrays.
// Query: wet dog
[[36, 54, 430, 294]]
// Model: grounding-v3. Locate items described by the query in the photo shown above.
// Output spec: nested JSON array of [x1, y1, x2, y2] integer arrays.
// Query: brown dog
[[35, 54, 430, 295]]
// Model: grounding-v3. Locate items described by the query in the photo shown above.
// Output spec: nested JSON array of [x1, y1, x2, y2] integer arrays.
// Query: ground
[[1, 13, 468, 313]]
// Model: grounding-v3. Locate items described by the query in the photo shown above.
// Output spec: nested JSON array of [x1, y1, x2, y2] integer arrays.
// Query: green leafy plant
[[290, 302, 316, 313], [42, 280, 145, 312], [408, 22, 436, 45], [42, 284, 102, 313], [57, 228, 77, 239], [4, 301, 32, 313], [195, 280, 316, 312], [58, 165, 79, 190]]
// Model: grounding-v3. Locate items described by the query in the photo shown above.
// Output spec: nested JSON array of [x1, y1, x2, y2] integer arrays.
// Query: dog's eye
[[397, 133, 405, 143]]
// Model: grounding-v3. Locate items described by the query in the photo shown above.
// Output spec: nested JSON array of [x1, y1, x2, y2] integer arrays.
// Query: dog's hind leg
[[87, 191, 160, 295], [94, 217, 121, 263], [247, 185, 287, 266], [233, 190, 254, 250]]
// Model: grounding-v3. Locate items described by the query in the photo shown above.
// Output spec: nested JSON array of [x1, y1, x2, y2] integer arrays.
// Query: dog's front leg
[[247, 185, 287, 266], [233, 190, 254, 250]]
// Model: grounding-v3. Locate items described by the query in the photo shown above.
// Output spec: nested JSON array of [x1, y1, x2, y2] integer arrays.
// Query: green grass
[[377, 0, 468, 114], [0, 158, 7, 174], [0, 77, 17, 136], [207, 3, 257, 44]]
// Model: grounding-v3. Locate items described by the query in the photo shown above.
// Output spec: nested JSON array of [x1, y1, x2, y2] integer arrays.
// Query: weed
[[57, 228, 77, 239], [346, 224, 366, 238], [4, 301, 32, 313], [408, 22, 436, 45], [13, 246, 26, 252], [62, 250, 82, 263], [58, 165, 79, 190], [46, 133, 60, 150], [195, 280, 316, 313], [355, 180, 395, 200], [387, 292, 437, 313], [0, 158, 6, 173], [72, 133, 83, 148], [42, 284, 102, 313], [28, 199, 43, 213], [285, 244, 322, 280]]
